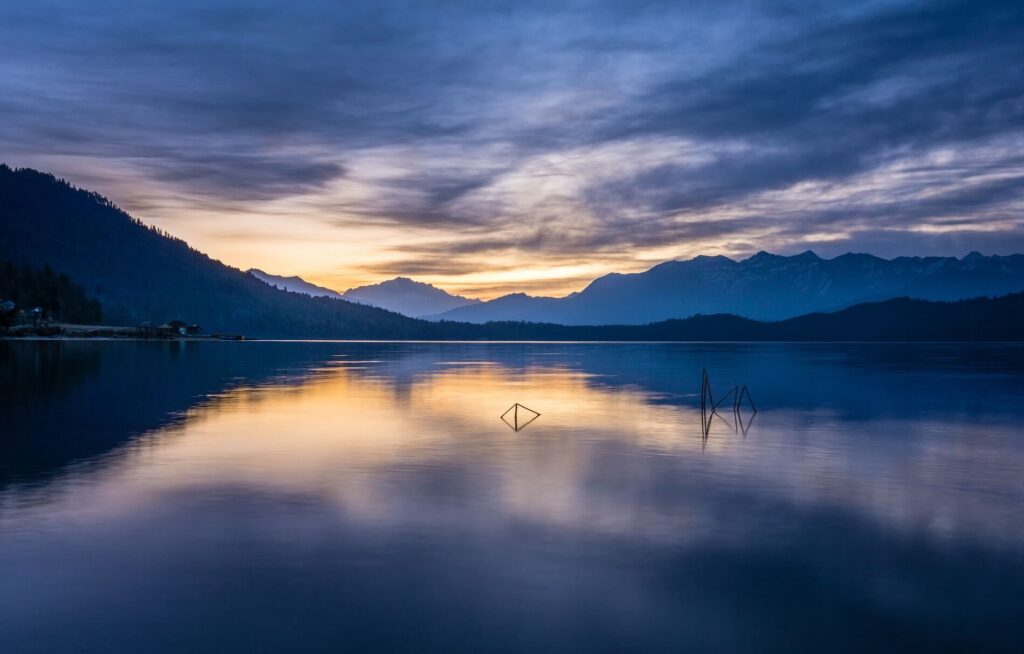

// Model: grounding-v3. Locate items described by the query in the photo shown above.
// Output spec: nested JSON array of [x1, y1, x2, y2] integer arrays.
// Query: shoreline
[[4, 335, 1024, 345], [1, 323, 244, 341]]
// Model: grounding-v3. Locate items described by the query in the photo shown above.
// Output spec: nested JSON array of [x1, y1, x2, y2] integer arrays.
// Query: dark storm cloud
[[613, 0, 1024, 142], [821, 174, 1024, 230], [149, 155, 346, 200], [584, 0, 1024, 219], [1, 0, 1022, 261], [0, 0, 522, 195]]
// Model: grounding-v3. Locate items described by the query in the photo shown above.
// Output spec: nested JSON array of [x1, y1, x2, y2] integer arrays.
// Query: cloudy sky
[[2, 0, 1022, 297]]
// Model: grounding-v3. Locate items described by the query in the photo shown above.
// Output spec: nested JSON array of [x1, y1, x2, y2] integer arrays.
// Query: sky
[[1, 0, 1022, 298]]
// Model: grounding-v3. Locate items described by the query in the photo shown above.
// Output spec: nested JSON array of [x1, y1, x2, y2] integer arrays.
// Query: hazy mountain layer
[[342, 277, 479, 317], [248, 269, 344, 300]]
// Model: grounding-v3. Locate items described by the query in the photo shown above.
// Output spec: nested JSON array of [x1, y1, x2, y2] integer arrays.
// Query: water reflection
[[1, 341, 1023, 652]]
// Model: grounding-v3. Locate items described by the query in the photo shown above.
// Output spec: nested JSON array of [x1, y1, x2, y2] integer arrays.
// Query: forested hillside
[[0, 165, 435, 338], [0, 261, 102, 324]]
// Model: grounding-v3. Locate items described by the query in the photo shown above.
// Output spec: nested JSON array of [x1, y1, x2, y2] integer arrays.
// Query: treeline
[[435, 291, 1024, 342], [0, 261, 102, 324]]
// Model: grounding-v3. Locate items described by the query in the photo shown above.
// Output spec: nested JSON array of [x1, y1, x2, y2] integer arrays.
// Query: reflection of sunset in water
[[5, 349, 1023, 553], [3, 342, 1024, 652]]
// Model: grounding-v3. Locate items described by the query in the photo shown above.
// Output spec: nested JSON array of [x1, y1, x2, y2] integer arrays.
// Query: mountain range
[[249, 270, 479, 318], [3, 163, 1024, 341], [249, 251, 1024, 324], [430, 251, 1024, 324]]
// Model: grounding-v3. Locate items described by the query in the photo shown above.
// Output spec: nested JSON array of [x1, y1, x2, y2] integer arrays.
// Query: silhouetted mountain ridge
[[433, 249, 1024, 324], [3, 163, 1024, 341], [0, 165, 431, 338]]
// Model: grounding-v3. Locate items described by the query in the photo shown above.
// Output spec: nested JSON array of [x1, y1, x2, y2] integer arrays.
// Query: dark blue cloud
[[589, 0, 1024, 215]]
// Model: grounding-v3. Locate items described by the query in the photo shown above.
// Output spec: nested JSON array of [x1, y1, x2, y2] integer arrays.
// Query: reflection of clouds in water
[[3, 355, 1023, 555]]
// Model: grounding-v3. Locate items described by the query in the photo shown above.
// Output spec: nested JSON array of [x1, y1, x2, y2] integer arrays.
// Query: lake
[[2, 340, 1023, 652]]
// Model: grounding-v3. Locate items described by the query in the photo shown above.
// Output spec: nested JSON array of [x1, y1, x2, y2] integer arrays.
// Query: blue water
[[2, 341, 1023, 652]]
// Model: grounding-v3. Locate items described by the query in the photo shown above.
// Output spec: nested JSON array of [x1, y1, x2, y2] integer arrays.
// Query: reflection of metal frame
[[700, 369, 757, 443], [501, 403, 541, 432]]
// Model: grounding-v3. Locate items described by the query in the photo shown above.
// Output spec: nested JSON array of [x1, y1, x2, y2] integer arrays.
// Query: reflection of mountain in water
[[5, 341, 1024, 488], [328, 342, 1024, 421], [3, 341, 1024, 653], [0, 341, 342, 485]]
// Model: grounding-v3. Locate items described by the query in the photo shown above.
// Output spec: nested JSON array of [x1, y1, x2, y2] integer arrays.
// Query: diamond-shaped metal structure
[[501, 403, 540, 431]]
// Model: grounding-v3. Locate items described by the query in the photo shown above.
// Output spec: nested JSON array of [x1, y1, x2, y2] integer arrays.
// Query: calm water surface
[[1, 341, 1023, 652]]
